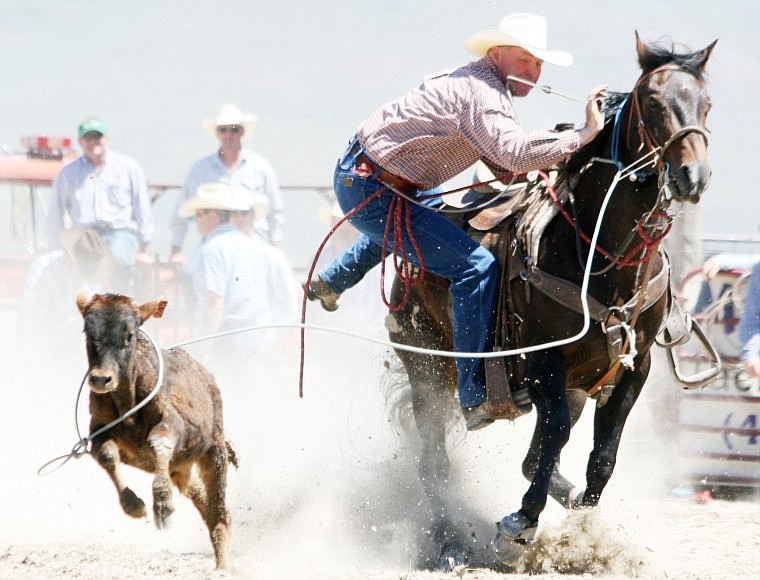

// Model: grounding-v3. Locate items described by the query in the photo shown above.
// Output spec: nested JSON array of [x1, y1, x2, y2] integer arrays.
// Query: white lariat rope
[[173, 151, 661, 360]]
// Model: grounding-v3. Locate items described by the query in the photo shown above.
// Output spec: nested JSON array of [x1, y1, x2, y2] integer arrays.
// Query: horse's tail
[[381, 353, 460, 435], [382, 354, 416, 434]]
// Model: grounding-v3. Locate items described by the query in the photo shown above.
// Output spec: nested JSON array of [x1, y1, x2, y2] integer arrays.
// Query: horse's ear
[[635, 31, 649, 68], [694, 39, 718, 71]]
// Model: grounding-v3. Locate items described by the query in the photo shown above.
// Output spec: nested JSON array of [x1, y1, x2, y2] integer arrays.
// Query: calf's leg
[[173, 465, 208, 514], [196, 445, 232, 569], [148, 425, 178, 529], [92, 438, 147, 518]]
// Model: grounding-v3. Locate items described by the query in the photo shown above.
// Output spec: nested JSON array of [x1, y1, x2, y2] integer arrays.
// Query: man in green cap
[[47, 117, 154, 295]]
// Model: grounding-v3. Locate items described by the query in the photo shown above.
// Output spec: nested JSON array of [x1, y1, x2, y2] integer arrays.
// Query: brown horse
[[387, 34, 716, 569]]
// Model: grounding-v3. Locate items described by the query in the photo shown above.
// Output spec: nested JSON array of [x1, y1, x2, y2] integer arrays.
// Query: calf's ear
[[137, 298, 168, 325], [76, 289, 92, 316]]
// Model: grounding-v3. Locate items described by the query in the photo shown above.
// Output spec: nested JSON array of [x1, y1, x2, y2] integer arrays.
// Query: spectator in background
[[701, 253, 760, 280], [691, 252, 760, 315], [229, 191, 270, 240], [171, 103, 284, 263], [738, 260, 760, 378], [178, 183, 296, 350], [46, 117, 153, 295]]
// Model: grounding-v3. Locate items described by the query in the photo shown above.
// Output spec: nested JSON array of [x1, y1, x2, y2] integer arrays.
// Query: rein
[[545, 166, 672, 270]]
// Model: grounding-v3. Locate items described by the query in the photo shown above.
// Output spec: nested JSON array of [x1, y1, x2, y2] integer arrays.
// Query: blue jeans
[[319, 139, 498, 408], [99, 227, 139, 294]]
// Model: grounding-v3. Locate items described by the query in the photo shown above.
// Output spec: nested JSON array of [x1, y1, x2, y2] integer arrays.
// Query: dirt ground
[[2, 293, 760, 580]]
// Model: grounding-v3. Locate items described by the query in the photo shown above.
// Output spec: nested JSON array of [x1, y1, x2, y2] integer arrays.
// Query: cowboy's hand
[[701, 256, 722, 280], [170, 252, 187, 266], [578, 85, 608, 145], [744, 357, 760, 378], [135, 251, 155, 264]]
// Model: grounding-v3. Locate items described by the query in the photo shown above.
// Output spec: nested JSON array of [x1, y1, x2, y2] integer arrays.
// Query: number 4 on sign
[[721, 413, 758, 449], [741, 414, 758, 445]]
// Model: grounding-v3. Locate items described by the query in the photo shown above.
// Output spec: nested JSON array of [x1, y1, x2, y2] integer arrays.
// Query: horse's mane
[[563, 92, 627, 174], [639, 37, 709, 79]]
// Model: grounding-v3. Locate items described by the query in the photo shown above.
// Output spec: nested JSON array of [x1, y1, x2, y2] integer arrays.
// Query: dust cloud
[[2, 292, 760, 579]]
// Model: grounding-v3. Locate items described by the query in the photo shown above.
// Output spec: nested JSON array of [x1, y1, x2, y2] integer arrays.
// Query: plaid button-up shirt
[[357, 56, 581, 190]]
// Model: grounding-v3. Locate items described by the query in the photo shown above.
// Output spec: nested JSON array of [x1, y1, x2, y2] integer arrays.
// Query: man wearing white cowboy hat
[[171, 103, 285, 263], [179, 183, 295, 346], [304, 13, 607, 431]]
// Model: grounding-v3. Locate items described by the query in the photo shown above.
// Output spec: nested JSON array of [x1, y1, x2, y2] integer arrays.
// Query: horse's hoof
[[568, 488, 586, 510], [496, 511, 538, 543], [492, 532, 527, 566], [438, 542, 467, 572]]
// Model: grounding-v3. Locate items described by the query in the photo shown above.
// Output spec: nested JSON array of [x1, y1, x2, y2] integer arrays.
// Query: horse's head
[[629, 33, 717, 204]]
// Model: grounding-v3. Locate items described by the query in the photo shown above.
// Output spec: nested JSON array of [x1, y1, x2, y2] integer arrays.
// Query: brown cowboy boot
[[463, 402, 495, 431]]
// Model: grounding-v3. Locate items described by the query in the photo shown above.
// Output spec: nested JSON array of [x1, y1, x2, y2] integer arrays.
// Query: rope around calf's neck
[[37, 329, 165, 476]]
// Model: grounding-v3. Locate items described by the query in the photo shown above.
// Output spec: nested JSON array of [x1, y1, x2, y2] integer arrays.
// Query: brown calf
[[76, 291, 237, 569]]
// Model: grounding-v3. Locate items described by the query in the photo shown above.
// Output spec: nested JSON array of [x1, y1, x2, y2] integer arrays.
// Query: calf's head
[[76, 291, 165, 394]]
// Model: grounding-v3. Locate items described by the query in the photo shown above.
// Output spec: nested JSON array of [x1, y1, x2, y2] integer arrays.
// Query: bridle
[[627, 63, 710, 170], [569, 63, 711, 270]]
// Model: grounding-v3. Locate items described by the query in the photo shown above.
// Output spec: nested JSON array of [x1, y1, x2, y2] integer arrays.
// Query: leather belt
[[355, 152, 420, 194]]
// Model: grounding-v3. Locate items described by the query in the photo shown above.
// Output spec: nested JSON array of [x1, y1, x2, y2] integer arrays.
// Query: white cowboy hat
[[202, 103, 258, 138], [229, 186, 270, 220], [465, 13, 573, 67], [178, 183, 255, 217]]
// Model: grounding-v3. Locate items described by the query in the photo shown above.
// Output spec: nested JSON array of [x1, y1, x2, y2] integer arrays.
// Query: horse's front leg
[[576, 353, 650, 508], [494, 348, 570, 556], [522, 388, 588, 508]]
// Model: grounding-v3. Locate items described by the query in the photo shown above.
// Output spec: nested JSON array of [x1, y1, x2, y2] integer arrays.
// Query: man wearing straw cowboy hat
[[304, 13, 608, 430], [178, 183, 296, 346], [171, 103, 285, 261]]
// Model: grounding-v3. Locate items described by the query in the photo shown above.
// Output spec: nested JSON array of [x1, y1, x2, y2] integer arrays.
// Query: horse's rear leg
[[92, 438, 147, 518], [521, 388, 587, 508], [408, 360, 465, 566], [579, 358, 649, 507]]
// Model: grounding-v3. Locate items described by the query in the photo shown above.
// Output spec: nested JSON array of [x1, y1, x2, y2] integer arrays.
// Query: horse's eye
[[125, 332, 134, 346], [647, 96, 663, 111]]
